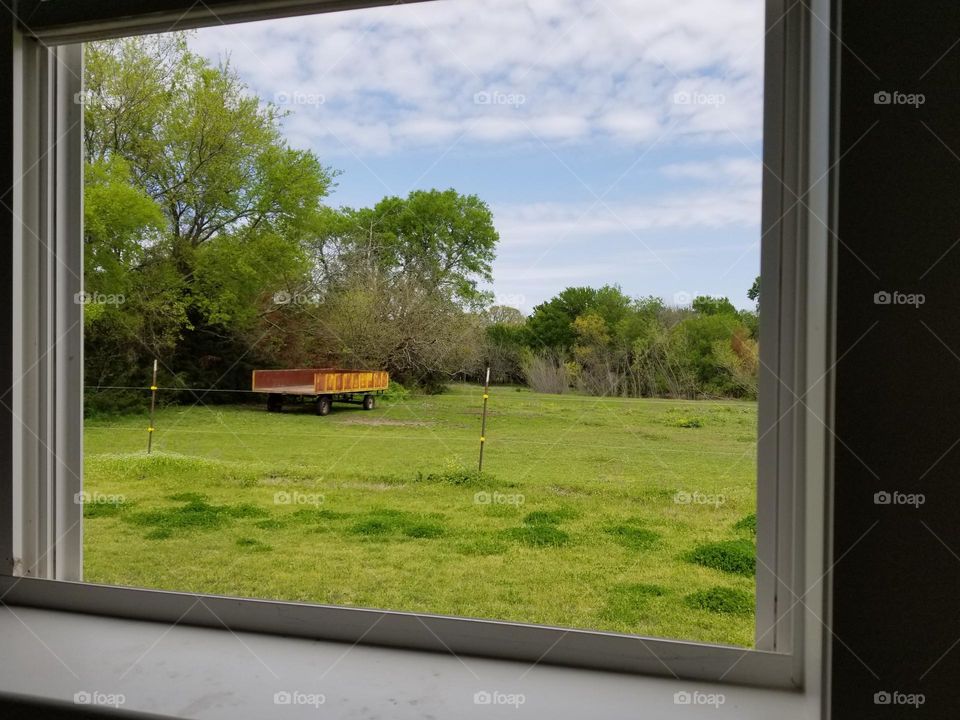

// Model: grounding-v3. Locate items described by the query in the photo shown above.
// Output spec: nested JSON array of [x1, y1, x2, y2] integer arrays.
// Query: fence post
[[147, 359, 158, 454], [478, 367, 490, 472]]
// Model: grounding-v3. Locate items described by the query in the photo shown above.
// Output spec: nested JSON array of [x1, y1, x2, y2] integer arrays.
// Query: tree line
[[82, 34, 758, 412]]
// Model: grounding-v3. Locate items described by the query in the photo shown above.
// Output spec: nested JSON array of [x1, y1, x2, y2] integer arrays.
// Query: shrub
[[381, 381, 412, 403], [604, 523, 660, 550], [666, 416, 704, 429], [417, 461, 490, 486], [686, 539, 755, 576], [684, 586, 753, 615], [521, 351, 570, 394], [734, 513, 757, 536]]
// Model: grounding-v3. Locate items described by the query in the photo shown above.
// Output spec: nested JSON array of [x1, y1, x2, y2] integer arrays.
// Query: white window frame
[[0, 0, 835, 690]]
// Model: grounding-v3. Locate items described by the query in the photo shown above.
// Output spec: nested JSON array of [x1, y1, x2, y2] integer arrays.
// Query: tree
[[83, 33, 336, 400]]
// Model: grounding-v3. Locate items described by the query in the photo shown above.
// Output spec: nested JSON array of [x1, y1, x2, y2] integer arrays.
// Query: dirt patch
[[337, 418, 433, 427]]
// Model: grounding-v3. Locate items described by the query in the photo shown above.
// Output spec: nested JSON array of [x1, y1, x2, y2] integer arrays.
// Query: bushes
[[686, 539, 756, 576], [521, 351, 570, 394], [381, 381, 411, 403]]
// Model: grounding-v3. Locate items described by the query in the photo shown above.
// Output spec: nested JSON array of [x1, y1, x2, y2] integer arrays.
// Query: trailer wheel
[[362, 395, 375, 411], [315, 396, 332, 416], [267, 394, 283, 413]]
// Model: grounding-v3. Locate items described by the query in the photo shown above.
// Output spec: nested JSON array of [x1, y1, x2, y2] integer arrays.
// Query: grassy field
[[82, 384, 758, 647]]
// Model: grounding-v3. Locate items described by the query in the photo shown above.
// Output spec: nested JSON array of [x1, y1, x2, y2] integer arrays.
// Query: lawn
[[82, 384, 758, 647]]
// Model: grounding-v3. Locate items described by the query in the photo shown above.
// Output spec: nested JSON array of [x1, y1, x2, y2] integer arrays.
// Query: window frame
[[0, 0, 834, 690]]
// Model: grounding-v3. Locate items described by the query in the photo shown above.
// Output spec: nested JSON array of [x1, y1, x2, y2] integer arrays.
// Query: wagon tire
[[362, 395, 375, 411], [315, 396, 332, 416], [267, 394, 283, 413]]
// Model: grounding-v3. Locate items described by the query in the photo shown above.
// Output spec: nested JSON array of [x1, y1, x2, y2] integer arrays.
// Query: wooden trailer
[[252, 368, 389, 416]]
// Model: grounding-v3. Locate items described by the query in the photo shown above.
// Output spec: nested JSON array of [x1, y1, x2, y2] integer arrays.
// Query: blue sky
[[189, 0, 765, 312]]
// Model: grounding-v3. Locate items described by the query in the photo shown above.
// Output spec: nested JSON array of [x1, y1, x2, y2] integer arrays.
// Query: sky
[[188, 0, 765, 313]]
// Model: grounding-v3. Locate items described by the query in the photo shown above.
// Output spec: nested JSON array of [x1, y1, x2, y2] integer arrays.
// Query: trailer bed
[[252, 368, 389, 415]]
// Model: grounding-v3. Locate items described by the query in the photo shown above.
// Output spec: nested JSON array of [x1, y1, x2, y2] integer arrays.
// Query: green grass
[[686, 539, 756, 576], [684, 586, 755, 615], [82, 383, 758, 646]]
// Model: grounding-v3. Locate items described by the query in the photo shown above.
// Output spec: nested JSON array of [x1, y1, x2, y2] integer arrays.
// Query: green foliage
[[83, 34, 335, 395], [125, 496, 267, 538], [686, 539, 756, 576], [347, 509, 447, 540], [236, 537, 273, 552], [684, 586, 754, 615], [666, 416, 704, 429], [734, 513, 757, 536], [381, 381, 412, 403], [417, 463, 491, 486], [604, 523, 661, 550], [503, 524, 572, 547], [691, 295, 738, 316], [82, 498, 131, 518]]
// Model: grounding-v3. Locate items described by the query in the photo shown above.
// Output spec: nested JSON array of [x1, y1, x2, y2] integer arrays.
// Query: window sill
[[0, 605, 815, 719]]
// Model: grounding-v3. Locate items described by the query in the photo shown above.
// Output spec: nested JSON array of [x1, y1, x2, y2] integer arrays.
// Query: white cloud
[[187, 0, 765, 156], [492, 156, 761, 249]]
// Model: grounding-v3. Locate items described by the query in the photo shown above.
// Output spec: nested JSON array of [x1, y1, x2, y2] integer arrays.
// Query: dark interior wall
[[832, 1, 960, 717]]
